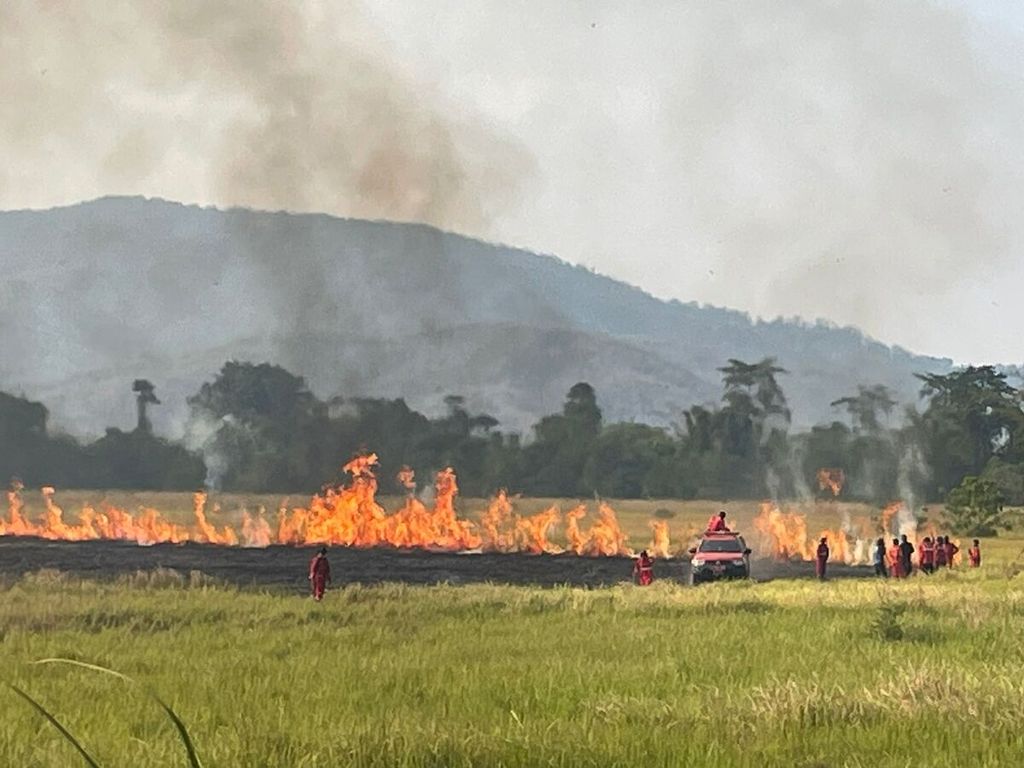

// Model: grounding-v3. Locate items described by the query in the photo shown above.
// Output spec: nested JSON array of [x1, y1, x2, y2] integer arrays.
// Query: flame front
[[2, 457, 636, 556]]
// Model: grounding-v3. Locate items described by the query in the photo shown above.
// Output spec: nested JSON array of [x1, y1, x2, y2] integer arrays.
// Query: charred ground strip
[[0, 538, 875, 591]]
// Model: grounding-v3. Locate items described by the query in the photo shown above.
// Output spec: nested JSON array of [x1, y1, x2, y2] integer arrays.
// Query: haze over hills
[[0, 196, 953, 439]]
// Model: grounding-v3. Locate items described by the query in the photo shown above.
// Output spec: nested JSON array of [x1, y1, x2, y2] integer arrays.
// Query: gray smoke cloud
[[2, 0, 1022, 366], [0, 0, 531, 231]]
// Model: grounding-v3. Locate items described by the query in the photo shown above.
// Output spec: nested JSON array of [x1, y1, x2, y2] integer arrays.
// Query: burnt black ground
[[0, 537, 877, 592]]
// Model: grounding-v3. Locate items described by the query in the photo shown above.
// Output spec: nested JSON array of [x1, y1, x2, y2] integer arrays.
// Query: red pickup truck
[[687, 531, 752, 585]]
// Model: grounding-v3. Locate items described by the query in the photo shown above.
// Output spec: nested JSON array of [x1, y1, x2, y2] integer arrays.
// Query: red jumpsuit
[[918, 540, 935, 574], [889, 545, 903, 578], [945, 541, 959, 567], [309, 553, 331, 600], [815, 542, 829, 579], [633, 554, 654, 586], [968, 546, 981, 567], [706, 515, 729, 532]]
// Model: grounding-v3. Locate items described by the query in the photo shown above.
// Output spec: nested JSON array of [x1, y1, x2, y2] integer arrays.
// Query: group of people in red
[[870, 534, 980, 579]]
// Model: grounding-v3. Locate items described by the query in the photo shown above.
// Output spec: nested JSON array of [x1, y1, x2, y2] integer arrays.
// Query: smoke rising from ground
[[0, 1, 530, 231]]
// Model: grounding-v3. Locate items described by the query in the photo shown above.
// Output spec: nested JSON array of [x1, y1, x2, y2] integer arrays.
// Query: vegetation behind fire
[[3, 359, 1024, 509]]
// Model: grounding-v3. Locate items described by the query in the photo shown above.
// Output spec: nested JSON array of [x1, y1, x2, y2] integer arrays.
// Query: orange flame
[[816, 468, 845, 497], [649, 520, 671, 558], [3, 454, 637, 557], [753, 501, 814, 560]]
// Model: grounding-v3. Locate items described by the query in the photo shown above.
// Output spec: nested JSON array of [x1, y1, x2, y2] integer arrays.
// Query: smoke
[[0, 1, 531, 231], [183, 410, 230, 490]]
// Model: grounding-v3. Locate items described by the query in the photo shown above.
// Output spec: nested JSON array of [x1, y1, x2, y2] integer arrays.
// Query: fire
[[2, 457, 635, 556], [816, 468, 845, 497], [753, 501, 814, 560], [649, 520, 671, 558]]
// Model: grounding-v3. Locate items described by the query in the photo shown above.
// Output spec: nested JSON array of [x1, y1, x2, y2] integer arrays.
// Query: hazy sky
[[2, 1, 1022, 363]]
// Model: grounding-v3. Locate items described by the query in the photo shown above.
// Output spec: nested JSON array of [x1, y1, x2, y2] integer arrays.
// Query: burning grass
[[3, 565, 1024, 766]]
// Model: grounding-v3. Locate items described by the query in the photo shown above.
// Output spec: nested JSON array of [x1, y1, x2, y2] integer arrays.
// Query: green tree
[[944, 476, 1007, 536], [522, 383, 603, 496], [915, 366, 1024, 498], [187, 362, 330, 491]]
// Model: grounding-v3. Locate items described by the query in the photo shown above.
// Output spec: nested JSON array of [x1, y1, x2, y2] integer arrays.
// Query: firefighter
[[898, 534, 915, 577], [918, 536, 935, 574], [935, 536, 949, 568], [873, 538, 888, 578], [944, 537, 960, 568], [707, 510, 730, 532], [815, 537, 829, 580], [633, 550, 654, 586], [308, 546, 331, 601], [968, 539, 981, 568], [888, 538, 903, 579]]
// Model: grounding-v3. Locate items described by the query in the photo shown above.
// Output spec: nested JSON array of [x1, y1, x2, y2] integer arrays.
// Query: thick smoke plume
[[0, 0, 530, 231]]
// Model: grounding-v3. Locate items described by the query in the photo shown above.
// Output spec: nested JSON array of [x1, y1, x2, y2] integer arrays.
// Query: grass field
[[3, 492, 1024, 766]]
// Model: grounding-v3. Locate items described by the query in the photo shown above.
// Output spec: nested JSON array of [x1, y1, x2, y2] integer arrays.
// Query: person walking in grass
[[968, 539, 982, 568], [308, 547, 331, 601], [815, 537, 830, 580], [935, 536, 949, 568], [944, 537, 960, 568], [889, 538, 903, 579], [633, 550, 654, 585], [873, 538, 888, 578], [898, 534, 915, 577], [918, 536, 935, 574]]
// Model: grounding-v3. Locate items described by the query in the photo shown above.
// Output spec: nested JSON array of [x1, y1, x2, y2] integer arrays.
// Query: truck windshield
[[699, 538, 744, 553]]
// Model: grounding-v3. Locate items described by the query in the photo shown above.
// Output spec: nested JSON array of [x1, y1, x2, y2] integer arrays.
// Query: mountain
[[0, 196, 952, 438]]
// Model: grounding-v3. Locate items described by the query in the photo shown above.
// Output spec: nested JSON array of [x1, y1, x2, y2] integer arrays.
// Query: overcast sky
[[2, 1, 1022, 363]]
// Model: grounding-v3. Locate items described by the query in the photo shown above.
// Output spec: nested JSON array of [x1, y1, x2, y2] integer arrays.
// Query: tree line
[[2, 359, 1023, 508]]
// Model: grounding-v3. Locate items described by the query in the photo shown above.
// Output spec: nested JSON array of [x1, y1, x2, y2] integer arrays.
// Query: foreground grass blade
[[32, 658, 204, 768], [7, 684, 103, 768]]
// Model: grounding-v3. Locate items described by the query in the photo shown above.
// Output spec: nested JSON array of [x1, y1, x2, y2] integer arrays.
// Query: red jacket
[[968, 546, 980, 567], [919, 541, 935, 565], [816, 543, 829, 561], [309, 554, 331, 581], [707, 516, 729, 532]]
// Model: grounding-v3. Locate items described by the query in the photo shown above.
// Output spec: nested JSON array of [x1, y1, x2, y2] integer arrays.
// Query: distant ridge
[[0, 196, 952, 438]]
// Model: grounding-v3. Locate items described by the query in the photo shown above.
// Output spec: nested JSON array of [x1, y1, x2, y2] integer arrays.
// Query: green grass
[[3, 566, 1024, 767]]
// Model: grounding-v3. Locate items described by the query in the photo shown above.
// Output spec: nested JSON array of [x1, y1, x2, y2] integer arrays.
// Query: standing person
[[633, 550, 654, 585], [898, 535, 916, 577], [935, 536, 949, 568], [945, 537, 960, 568], [968, 539, 982, 568], [873, 538, 888, 578], [815, 537, 830, 580], [918, 537, 935, 575], [706, 510, 729, 532], [889, 538, 903, 579], [308, 547, 331, 601]]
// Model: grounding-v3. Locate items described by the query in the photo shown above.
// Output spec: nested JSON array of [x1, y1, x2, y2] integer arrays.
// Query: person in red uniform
[[706, 511, 730, 532], [308, 547, 331, 601], [918, 537, 935, 575], [968, 539, 981, 568], [934, 536, 948, 568], [888, 538, 903, 579], [815, 537, 830, 580], [944, 537, 960, 568], [633, 550, 654, 585]]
